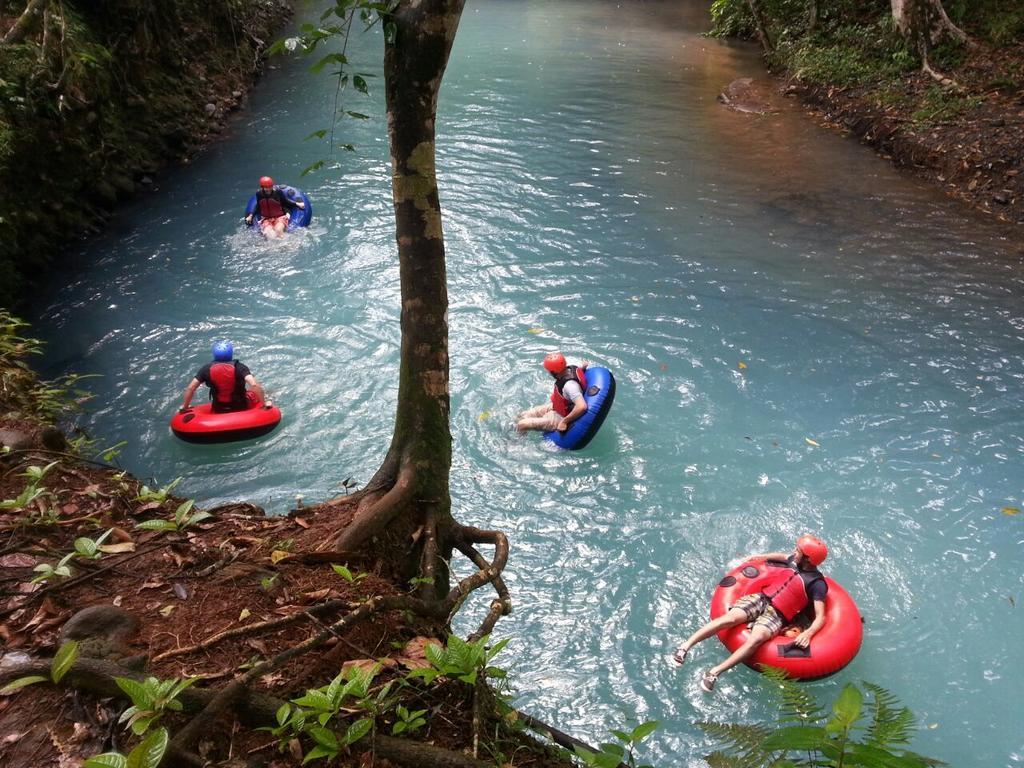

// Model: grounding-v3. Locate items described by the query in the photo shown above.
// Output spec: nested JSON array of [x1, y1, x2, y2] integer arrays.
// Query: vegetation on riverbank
[[0, 0, 289, 310], [710, 0, 1024, 225]]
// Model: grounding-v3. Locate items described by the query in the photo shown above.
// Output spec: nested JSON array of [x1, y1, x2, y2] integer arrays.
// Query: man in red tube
[[244, 176, 305, 239], [516, 352, 589, 433], [180, 340, 266, 414], [673, 535, 829, 693]]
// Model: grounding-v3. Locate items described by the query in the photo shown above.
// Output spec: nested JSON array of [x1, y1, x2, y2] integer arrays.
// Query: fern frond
[[696, 721, 773, 766], [705, 752, 751, 768], [761, 667, 824, 724], [863, 682, 915, 747]]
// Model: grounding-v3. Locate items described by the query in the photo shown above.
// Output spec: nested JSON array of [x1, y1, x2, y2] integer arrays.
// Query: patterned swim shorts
[[730, 593, 784, 636]]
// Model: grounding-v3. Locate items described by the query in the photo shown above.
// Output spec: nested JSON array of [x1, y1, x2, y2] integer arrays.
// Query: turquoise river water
[[35, 1, 1024, 765]]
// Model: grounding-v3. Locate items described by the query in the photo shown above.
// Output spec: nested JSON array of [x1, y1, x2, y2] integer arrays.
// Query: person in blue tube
[[180, 341, 267, 414], [516, 352, 589, 433]]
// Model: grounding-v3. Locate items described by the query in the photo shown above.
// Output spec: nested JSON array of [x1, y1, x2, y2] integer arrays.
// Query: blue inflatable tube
[[244, 185, 313, 231], [544, 366, 616, 450]]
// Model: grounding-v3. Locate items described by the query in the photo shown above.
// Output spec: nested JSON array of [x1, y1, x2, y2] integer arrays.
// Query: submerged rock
[[718, 78, 777, 115]]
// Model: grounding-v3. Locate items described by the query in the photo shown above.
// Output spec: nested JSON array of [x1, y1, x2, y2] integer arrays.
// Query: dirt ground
[[0, 439, 569, 767]]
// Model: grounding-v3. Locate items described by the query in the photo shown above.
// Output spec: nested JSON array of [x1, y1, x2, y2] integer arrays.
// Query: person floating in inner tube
[[180, 341, 268, 414], [673, 535, 829, 693], [516, 352, 589, 434], [244, 176, 305, 239]]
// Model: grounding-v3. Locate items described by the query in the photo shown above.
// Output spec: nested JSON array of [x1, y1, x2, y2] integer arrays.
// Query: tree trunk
[[333, 0, 466, 586], [891, 0, 968, 50], [3, 0, 50, 45], [746, 0, 774, 56]]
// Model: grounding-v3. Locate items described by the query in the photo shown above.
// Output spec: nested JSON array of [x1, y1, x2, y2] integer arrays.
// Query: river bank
[[711, 1, 1023, 228], [0, 312, 581, 767], [0, 0, 290, 310]]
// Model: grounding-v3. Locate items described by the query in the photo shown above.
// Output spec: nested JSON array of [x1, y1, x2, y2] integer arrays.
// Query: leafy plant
[[135, 499, 210, 534], [0, 461, 59, 511], [32, 552, 77, 583], [331, 563, 367, 583], [391, 703, 427, 736], [574, 720, 659, 768], [74, 528, 113, 559], [407, 634, 509, 686], [0, 640, 79, 694], [114, 676, 197, 735], [262, 664, 382, 763], [134, 477, 182, 504], [83, 726, 169, 768], [697, 671, 944, 767]]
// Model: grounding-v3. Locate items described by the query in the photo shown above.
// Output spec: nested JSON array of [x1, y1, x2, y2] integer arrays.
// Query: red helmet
[[543, 352, 567, 375], [259, 176, 274, 188], [796, 535, 828, 566]]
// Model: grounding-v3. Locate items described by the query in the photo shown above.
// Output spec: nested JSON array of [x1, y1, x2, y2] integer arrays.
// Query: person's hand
[[557, 419, 569, 432], [580, 359, 590, 369], [792, 630, 814, 648], [178, 406, 192, 414], [297, 201, 306, 209], [244, 215, 253, 225]]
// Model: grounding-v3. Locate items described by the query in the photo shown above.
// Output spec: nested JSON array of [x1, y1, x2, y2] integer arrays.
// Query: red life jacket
[[209, 362, 241, 407], [761, 564, 822, 623], [550, 366, 587, 417], [256, 189, 286, 219]]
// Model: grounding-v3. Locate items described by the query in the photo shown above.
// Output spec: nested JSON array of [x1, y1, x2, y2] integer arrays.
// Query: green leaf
[[135, 520, 176, 531], [761, 725, 828, 751], [308, 725, 339, 750], [352, 75, 368, 93], [83, 754, 128, 768], [51, 640, 79, 683], [331, 564, 355, 582], [831, 683, 864, 730], [630, 720, 660, 742], [305, 129, 329, 141], [173, 499, 195, 524], [115, 677, 154, 708], [184, 511, 212, 527], [302, 745, 336, 764], [75, 537, 98, 557], [0, 675, 48, 694], [345, 111, 369, 120], [275, 702, 291, 726], [344, 717, 373, 745], [301, 160, 326, 177], [125, 727, 168, 768]]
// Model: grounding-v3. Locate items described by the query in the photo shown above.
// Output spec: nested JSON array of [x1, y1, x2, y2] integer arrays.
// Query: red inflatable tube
[[709, 557, 863, 680], [171, 394, 281, 444]]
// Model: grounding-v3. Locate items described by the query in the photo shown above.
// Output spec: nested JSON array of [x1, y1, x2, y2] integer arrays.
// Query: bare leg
[[708, 625, 773, 677], [516, 403, 558, 433], [677, 607, 748, 656]]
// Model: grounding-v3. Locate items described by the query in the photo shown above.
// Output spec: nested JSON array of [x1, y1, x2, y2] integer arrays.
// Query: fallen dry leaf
[[0, 553, 35, 568], [805, 438, 821, 447], [98, 542, 136, 554], [294, 517, 310, 529]]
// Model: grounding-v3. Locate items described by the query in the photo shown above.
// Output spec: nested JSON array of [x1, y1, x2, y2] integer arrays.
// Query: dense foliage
[[709, 0, 1023, 85], [0, 0, 282, 309]]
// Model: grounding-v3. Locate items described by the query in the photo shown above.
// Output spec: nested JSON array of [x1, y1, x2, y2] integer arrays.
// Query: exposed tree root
[[150, 599, 354, 662]]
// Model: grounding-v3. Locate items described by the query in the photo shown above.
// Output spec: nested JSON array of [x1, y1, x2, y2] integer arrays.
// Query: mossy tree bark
[[333, 0, 468, 594]]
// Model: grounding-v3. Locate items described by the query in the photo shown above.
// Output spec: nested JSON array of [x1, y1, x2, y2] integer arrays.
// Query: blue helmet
[[211, 340, 233, 361]]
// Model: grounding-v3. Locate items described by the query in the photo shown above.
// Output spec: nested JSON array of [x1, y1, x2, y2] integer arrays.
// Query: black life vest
[[550, 365, 587, 417]]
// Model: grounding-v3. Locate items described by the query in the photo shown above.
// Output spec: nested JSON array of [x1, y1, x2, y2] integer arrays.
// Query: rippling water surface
[[35, 1, 1024, 765]]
